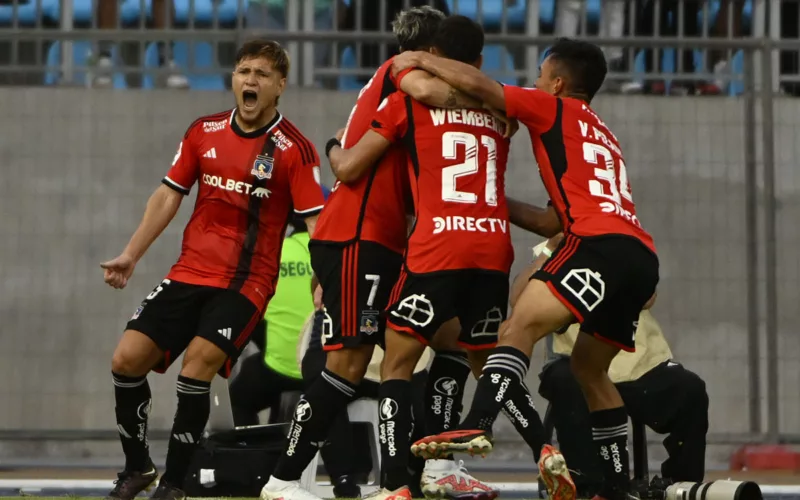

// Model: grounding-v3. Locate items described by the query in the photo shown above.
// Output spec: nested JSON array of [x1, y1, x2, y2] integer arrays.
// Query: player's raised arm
[[326, 92, 408, 184], [101, 131, 200, 289], [398, 70, 483, 109], [507, 197, 562, 237], [327, 131, 394, 184], [393, 50, 506, 112]]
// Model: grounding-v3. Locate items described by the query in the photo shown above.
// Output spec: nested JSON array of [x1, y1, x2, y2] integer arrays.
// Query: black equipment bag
[[183, 423, 290, 497]]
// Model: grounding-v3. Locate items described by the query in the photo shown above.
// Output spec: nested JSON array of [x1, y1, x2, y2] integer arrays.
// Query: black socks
[[113, 372, 153, 472]]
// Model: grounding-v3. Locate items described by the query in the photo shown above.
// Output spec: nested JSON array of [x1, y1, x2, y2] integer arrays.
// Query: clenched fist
[[100, 253, 136, 289]]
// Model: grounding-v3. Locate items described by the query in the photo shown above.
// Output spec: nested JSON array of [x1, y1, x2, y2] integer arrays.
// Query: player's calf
[[425, 350, 471, 435], [110, 330, 162, 481], [571, 334, 631, 500], [380, 329, 428, 490], [159, 338, 227, 491], [269, 350, 365, 484]]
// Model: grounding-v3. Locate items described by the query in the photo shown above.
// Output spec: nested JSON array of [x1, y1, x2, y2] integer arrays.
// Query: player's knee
[[381, 349, 417, 381], [325, 346, 371, 384], [111, 331, 160, 377], [181, 339, 228, 381], [111, 349, 147, 377], [569, 350, 606, 388]]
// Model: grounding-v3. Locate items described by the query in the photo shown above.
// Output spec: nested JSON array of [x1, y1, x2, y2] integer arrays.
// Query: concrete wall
[[1, 88, 799, 462]]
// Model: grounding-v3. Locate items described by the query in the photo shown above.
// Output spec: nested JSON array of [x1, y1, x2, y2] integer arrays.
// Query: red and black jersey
[[163, 109, 326, 311], [503, 86, 657, 254], [371, 92, 514, 274], [312, 58, 413, 255]]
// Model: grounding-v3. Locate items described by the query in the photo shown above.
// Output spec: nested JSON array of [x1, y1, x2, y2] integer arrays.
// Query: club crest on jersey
[[251, 155, 274, 180], [360, 310, 380, 335]]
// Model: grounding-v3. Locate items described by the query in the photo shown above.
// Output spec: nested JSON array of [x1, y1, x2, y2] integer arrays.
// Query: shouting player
[[100, 40, 325, 500], [395, 38, 660, 500], [326, 15, 553, 500], [259, 7, 489, 500]]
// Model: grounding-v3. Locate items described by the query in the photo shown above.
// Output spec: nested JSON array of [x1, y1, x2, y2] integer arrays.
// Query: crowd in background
[[2, 0, 799, 95]]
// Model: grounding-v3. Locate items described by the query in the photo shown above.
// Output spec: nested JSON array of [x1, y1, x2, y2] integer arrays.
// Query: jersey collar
[[231, 108, 283, 138]]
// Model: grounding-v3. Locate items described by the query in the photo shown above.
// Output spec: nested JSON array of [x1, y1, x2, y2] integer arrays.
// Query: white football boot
[[420, 459, 498, 500]]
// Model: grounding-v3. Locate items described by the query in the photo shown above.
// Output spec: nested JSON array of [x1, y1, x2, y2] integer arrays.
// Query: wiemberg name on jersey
[[429, 108, 506, 136]]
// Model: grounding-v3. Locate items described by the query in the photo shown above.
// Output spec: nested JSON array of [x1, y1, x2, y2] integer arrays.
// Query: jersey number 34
[[441, 131, 498, 206]]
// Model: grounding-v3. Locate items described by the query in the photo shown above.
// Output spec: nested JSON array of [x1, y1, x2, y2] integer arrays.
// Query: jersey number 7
[[441, 131, 498, 206]]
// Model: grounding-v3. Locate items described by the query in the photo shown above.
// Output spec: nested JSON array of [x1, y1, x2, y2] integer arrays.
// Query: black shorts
[[385, 269, 509, 350], [309, 240, 403, 351], [126, 279, 261, 376], [532, 233, 659, 352]]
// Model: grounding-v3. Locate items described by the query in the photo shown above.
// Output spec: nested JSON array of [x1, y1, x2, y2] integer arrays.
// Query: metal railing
[[0, 0, 798, 92]]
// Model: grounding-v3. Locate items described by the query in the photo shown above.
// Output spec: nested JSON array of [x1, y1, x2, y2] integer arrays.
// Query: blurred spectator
[[633, 0, 702, 95], [93, 0, 188, 88], [699, 0, 745, 95], [339, 0, 450, 85], [246, 0, 337, 87], [553, 0, 629, 91]]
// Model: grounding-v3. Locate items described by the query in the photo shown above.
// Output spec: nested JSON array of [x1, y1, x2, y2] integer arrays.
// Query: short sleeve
[[391, 67, 415, 89], [503, 85, 558, 133], [290, 144, 326, 217], [162, 126, 200, 195], [370, 92, 408, 143]]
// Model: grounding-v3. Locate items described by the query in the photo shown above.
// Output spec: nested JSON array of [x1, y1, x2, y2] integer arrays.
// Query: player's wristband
[[542, 247, 553, 258], [325, 138, 341, 158]]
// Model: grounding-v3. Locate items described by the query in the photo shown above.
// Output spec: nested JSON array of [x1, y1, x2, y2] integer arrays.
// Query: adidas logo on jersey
[[203, 148, 217, 159], [218, 327, 232, 339]]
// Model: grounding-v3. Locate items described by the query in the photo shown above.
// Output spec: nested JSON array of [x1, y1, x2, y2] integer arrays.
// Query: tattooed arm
[[399, 70, 482, 109]]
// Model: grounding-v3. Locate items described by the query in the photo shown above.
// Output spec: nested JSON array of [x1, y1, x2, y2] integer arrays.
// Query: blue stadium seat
[[694, 0, 752, 96], [630, 0, 752, 95], [0, 0, 59, 26], [72, 0, 152, 24], [173, 0, 246, 25], [539, 0, 555, 26], [43, 41, 127, 88], [482, 44, 517, 86], [446, 0, 527, 29], [336, 45, 363, 91], [142, 41, 225, 90]]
